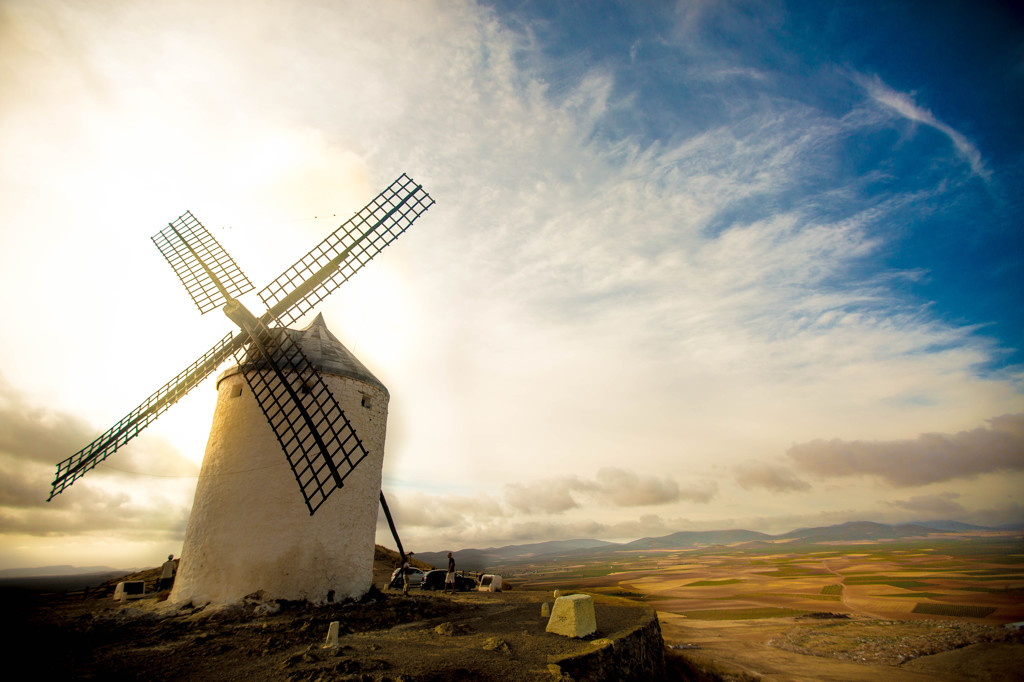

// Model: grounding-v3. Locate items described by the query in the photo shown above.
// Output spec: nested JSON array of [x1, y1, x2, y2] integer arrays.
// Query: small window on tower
[[231, 384, 243, 398], [361, 395, 371, 409]]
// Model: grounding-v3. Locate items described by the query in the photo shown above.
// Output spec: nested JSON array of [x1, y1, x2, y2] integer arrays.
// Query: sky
[[1, 0, 1022, 570]]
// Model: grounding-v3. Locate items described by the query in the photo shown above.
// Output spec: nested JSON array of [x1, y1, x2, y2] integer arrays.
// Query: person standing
[[159, 554, 177, 591], [402, 558, 411, 596], [444, 552, 456, 593]]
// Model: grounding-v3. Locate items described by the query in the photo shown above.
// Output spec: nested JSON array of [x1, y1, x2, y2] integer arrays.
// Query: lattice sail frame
[[49, 174, 434, 509], [231, 329, 369, 514], [260, 173, 434, 326], [152, 212, 254, 314], [49, 332, 245, 498]]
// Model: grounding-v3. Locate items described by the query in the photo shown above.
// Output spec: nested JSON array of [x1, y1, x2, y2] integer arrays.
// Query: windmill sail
[[152, 211, 254, 314], [259, 173, 434, 327], [49, 173, 434, 508], [48, 331, 246, 499], [231, 328, 370, 514]]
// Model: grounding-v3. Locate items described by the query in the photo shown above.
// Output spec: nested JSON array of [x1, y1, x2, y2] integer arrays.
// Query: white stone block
[[113, 581, 146, 601], [477, 574, 502, 592], [545, 594, 596, 638], [324, 621, 339, 648]]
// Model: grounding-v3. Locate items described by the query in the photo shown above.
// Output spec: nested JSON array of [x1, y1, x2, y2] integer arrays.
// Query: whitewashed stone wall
[[171, 367, 388, 605]]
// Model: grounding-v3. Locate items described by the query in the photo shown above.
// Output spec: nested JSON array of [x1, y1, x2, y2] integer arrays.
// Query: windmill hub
[[221, 298, 262, 335]]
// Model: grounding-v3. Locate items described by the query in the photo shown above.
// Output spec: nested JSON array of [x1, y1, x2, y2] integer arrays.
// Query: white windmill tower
[[48, 175, 432, 604]]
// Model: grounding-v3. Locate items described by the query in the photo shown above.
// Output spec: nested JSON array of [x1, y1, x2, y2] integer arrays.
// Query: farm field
[[511, 531, 1024, 680]]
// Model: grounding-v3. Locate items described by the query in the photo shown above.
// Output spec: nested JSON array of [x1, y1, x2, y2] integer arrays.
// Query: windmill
[[48, 173, 432, 602]]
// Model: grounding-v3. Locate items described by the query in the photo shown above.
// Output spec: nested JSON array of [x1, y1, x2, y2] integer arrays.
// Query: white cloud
[[0, 374, 197, 543], [504, 478, 582, 515], [503, 467, 691, 513], [378, 510, 706, 550], [886, 492, 965, 517], [734, 462, 811, 492], [389, 468, 688, 526], [858, 73, 991, 180], [787, 413, 1024, 486]]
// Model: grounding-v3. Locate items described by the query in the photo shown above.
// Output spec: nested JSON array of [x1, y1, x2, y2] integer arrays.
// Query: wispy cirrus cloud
[[858, 73, 990, 180]]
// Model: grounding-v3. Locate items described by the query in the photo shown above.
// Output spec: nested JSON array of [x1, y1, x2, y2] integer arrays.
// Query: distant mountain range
[[4, 520, 1021, 579], [413, 538, 616, 573], [624, 528, 769, 550], [0, 566, 130, 593], [0, 564, 123, 579], [416, 520, 1022, 571]]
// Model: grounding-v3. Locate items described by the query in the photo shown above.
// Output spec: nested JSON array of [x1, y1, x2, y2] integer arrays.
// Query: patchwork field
[[516, 535, 1024, 624], [510, 532, 1024, 680]]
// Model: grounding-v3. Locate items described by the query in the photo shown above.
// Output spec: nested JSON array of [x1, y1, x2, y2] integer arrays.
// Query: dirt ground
[[659, 613, 1024, 682], [9, 583, 653, 681]]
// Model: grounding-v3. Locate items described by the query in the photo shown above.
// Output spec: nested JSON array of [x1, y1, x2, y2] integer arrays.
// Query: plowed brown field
[[515, 533, 1024, 680]]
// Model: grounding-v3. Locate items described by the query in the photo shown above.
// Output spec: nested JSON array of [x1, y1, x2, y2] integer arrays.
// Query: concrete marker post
[[324, 621, 340, 648]]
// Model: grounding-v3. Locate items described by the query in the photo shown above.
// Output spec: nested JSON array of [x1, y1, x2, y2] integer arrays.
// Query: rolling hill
[[420, 520, 1012, 571]]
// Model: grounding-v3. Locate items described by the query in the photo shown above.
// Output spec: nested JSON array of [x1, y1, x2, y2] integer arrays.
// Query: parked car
[[420, 569, 477, 592], [388, 566, 426, 589]]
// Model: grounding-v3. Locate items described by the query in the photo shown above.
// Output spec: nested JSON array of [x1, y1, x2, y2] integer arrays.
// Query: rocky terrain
[[8, 547, 665, 681], [768, 615, 1021, 667]]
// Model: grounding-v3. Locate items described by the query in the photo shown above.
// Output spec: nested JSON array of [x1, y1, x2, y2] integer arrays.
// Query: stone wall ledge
[[548, 595, 666, 681]]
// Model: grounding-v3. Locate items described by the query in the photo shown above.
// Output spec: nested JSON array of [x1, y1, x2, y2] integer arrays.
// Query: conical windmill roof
[[219, 313, 388, 396]]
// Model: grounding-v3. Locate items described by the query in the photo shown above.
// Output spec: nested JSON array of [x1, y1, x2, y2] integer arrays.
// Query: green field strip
[[587, 587, 647, 599], [961, 567, 1024, 575], [874, 592, 949, 599], [685, 579, 743, 586], [753, 568, 828, 577], [949, 586, 1024, 594], [680, 607, 811, 620], [722, 592, 840, 601], [844, 581, 936, 589], [819, 584, 843, 595], [893, 574, 1024, 583], [769, 594, 841, 602], [924, 547, 1024, 560], [843, 577, 936, 588], [911, 603, 996, 618], [535, 568, 617, 579]]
